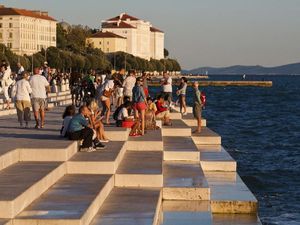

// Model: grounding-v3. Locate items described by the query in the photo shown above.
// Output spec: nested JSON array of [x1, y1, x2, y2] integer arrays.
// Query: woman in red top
[[155, 95, 171, 126]]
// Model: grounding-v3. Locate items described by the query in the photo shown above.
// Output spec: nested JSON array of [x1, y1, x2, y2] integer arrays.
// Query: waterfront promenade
[[0, 92, 261, 225]]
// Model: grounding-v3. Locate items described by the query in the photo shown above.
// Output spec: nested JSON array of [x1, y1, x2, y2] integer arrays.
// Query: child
[[61, 105, 76, 137]]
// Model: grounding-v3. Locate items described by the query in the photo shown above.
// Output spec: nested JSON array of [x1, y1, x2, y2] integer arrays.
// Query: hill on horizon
[[183, 62, 300, 75]]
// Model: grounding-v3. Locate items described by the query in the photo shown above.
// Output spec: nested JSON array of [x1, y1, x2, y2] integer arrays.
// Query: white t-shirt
[[163, 77, 172, 92], [117, 107, 128, 120], [11, 79, 32, 101], [104, 80, 114, 90], [29, 74, 49, 99], [123, 76, 136, 97]]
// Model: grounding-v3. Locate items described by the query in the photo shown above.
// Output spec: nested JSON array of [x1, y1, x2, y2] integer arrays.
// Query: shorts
[[193, 104, 202, 119], [134, 102, 147, 111], [32, 98, 46, 112], [156, 110, 170, 120]]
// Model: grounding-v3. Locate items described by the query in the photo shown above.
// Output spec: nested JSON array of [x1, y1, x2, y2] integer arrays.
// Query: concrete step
[[182, 113, 207, 127], [0, 162, 65, 218], [127, 129, 163, 151], [163, 136, 200, 161], [197, 145, 222, 152], [204, 171, 258, 214], [0, 219, 11, 225], [192, 127, 221, 145], [212, 214, 262, 225], [162, 119, 191, 137], [160, 201, 212, 225], [200, 147, 237, 172], [116, 151, 163, 187], [68, 141, 127, 174], [105, 126, 129, 141], [169, 112, 182, 120], [90, 188, 162, 225], [163, 162, 210, 200], [15, 174, 114, 225]]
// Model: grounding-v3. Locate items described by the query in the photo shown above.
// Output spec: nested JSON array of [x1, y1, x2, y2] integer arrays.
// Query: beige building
[[86, 31, 127, 53], [101, 13, 164, 60], [0, 5, 57, 55]]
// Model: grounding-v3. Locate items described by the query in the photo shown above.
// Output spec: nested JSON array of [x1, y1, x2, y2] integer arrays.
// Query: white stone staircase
[[0, 106, 261, 225]]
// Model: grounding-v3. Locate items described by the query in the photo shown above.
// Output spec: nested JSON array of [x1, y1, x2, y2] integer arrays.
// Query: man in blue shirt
[[68, 105, 105, 152]]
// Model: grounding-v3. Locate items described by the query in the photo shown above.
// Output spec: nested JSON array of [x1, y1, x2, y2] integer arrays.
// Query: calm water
[[151, 75, 300, 225]]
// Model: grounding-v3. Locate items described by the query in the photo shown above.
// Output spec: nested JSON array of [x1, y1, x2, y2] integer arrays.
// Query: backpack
[[113, 105, 123, 121], [200, 91, 206, 108]]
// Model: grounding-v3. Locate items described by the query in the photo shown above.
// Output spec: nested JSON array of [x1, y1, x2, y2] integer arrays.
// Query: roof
[[102, 21, 136, 29], [150, 26, 164, 33], [107, 13, 139, 21], [90, 31, 126, 39], [0, 7, 56, 21]]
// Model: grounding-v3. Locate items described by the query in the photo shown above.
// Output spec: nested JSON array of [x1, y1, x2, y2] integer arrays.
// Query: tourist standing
[[132, 77, 147, 135], [16, 62, 25, 80], [192, 81, 202, 133], [0, 64, 13, 110], [11, 71, 32, 128], [123, 70, 136, 101], [161, 72, 173, 107], [176, 77, 188, 115], [100, 75, 114, 124], [30, 67, 50, 129]]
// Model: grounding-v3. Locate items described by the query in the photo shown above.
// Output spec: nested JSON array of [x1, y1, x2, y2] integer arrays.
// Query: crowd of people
[[0, 59, 205, 153]]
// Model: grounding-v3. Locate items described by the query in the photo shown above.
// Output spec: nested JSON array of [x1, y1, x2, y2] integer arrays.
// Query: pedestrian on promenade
[[68, 105, 97, 152], [0, 64, 13, 110], [29, 67, 50, 129], [100, 74, 114, 124], [176, 77, 188, 115], [161, 72, 173, 107], [11, 71, 32, 128], [192, 81, 202, 133], [132, 77, 147, 135], [123, 70, 136, 101], [16, 62, 24, 81]]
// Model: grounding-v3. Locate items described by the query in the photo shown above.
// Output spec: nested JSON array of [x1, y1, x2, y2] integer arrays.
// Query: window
[[99, 41, 102, 45], [107, 41, 109, 44], [9, 23, 12, 28], [107, 48, 109, 52], [0, 23, 2, 28], [7, 43, 12, 48], [0, 33, 2, 39], [52, 36, 56, 42], [9, 32, 13, 38]]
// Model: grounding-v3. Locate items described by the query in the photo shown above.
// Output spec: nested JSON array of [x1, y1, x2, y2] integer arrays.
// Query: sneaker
[[94, 142, 106, 150], [182, 112, 188, 116], [81, 147, 96, 152]]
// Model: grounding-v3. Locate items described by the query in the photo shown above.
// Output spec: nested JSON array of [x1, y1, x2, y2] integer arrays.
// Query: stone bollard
[[61, 80, 66, 92], [65, 79, 70, 91]]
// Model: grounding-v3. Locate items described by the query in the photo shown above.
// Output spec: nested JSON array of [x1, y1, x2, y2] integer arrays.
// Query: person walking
[[192, 81, 202, 133], [0, 64, 13, 110], [161, 72, 173, 108], [29, 67, 50, 129], [132, 77, 147, 136], [123, 70, 136, 101], [176, 77, 188, 115], [11, 71, 32, 128]]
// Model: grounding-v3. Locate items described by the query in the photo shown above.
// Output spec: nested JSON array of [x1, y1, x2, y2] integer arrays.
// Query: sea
[[150, 75, 300, 225]]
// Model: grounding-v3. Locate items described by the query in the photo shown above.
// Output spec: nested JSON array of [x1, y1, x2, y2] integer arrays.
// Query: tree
[[164, 48, 169, 58]]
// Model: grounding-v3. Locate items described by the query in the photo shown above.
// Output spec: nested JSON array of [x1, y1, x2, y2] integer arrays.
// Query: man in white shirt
[[123, 70, 136, 101], [161, 72, 173, 106], [11, 71, 32, 128], [29, 68, 50, 129], [17, 62, 24, 80]]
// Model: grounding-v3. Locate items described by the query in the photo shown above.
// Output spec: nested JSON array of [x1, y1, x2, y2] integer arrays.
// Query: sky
[[2, 0, 300, 69]]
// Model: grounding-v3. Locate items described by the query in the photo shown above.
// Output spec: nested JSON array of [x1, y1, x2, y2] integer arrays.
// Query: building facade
[[86, 31, 127, 53], [101, 13, 164, 60], [0, 5, 57, 55]]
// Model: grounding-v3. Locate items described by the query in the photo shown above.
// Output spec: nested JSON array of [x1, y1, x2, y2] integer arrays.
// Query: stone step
[[68, 141, 127, 174], [0, 219, 11, 225], [116, 151, 163, 187], [163, 136, 200, 161], [0, 162, 65, 218], [169, 112, 182, 120], [182, 113, 207, 127], [197, 145, 222, 152], [105, 126, 129, 141], [212, 214, 262, 225], [90, 188, 162, 225], [204, 171, 258, 214], [192, 127, 221, 145], [160, 201, 212, 225], [162, 119, 191, 137], [200, 147, 236, 172], [14, 174, 114, 225], [163, 162, 210, 200], [127, 129, 163, 151]]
